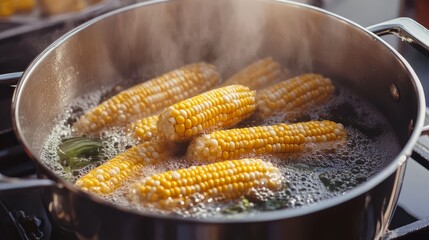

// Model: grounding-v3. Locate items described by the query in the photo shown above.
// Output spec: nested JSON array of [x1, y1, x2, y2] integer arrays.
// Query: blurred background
[[0, 0, 427, 75]]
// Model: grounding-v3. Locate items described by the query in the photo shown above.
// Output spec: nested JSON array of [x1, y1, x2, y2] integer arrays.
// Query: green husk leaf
[[221, 197, 254, 215], [57, 137, 103, 170]]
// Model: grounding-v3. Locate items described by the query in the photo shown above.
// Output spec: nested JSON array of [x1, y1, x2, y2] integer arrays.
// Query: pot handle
[[368, 18, 429, 170], [368, 18, 429, 239], [0, 72, 23, 87], [382, 217, 429, 240], [367, 17, 429, 55], [0, 173, 58, 194]]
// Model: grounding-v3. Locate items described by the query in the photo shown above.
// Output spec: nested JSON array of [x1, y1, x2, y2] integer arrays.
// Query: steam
[[14, 0, 325, 88], [137, 0, 271, 78], [127, 0, 326, 81]]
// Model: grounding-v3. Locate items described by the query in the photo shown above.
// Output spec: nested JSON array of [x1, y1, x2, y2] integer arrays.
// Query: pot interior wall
[[15, 0, 418, 161]]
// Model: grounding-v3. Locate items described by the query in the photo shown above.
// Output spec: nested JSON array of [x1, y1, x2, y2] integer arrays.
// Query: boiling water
[[40, 81, 401, 218]]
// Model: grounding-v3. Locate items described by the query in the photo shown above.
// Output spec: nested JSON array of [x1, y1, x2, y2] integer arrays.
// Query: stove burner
[[0, 189, 78, 240], [14, 209, 44, 240]]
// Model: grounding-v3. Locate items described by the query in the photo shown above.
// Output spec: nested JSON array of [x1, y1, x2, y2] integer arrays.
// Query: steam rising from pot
[[134, 0, 268, 77], [121, 0, 322, 79]]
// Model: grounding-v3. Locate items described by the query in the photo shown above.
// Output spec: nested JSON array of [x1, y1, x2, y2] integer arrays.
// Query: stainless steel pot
[[2, 0, 429, 239]]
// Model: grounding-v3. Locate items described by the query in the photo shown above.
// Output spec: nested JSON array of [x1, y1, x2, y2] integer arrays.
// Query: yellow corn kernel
[[73, 63, 220, 135], [188, 120, 346, 162], [14, 0, 35, 11], [127, 115, 159, 142], [221, 57, 281, 90], [158, 85, 256, 142], [0, 0, 14, 16], [0, 0, 35, 17], [257, 74, 334, 117], [75, 138, 170, 195], [39, 0, 86, 15], [128, 158, 284, 210]]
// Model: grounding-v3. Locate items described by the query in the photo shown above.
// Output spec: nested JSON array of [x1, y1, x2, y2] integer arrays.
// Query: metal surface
[[6, 0, 429, 239], [368, 17, 429, 55], [412, 109, 429, 171], [0, 72, 22, 86], [420, 124, 429, 135], [43, 171, 403, 240], [383, 217, 429, 240], [369, 17, 429, 173], [0, 173, 56, 193]]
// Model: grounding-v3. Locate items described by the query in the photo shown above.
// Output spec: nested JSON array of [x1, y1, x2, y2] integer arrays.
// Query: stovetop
[[1, 0, 429, 239]]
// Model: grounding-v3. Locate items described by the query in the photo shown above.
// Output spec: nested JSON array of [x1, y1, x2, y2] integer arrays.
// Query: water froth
[[40, 83, 401, 218]]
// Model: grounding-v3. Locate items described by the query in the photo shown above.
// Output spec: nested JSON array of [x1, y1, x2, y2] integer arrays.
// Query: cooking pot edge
[[8, 0, 429, 223]]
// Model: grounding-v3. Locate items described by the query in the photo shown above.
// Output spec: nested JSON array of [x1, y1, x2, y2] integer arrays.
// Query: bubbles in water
[[40, 83, 401, 218]]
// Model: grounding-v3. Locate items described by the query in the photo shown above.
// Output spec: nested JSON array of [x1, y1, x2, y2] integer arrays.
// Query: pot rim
[[12, 0, 427, 223]]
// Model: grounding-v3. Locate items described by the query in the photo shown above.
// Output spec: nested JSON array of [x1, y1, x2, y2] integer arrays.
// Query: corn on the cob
[[257, 74, 334, 117], [39, 0, 86, 15], [0, 1, 14, 17], [73, 63, 220, 134], [0, 0, 35, 16], [220, 57, 282, 90], [75, 138, 169, 194], [158, 85, 256, 142], [127, 115, 159, 142], [128, 158, 284, 210], [14, 0, 35, 11], [188, 120, 346, 162]]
